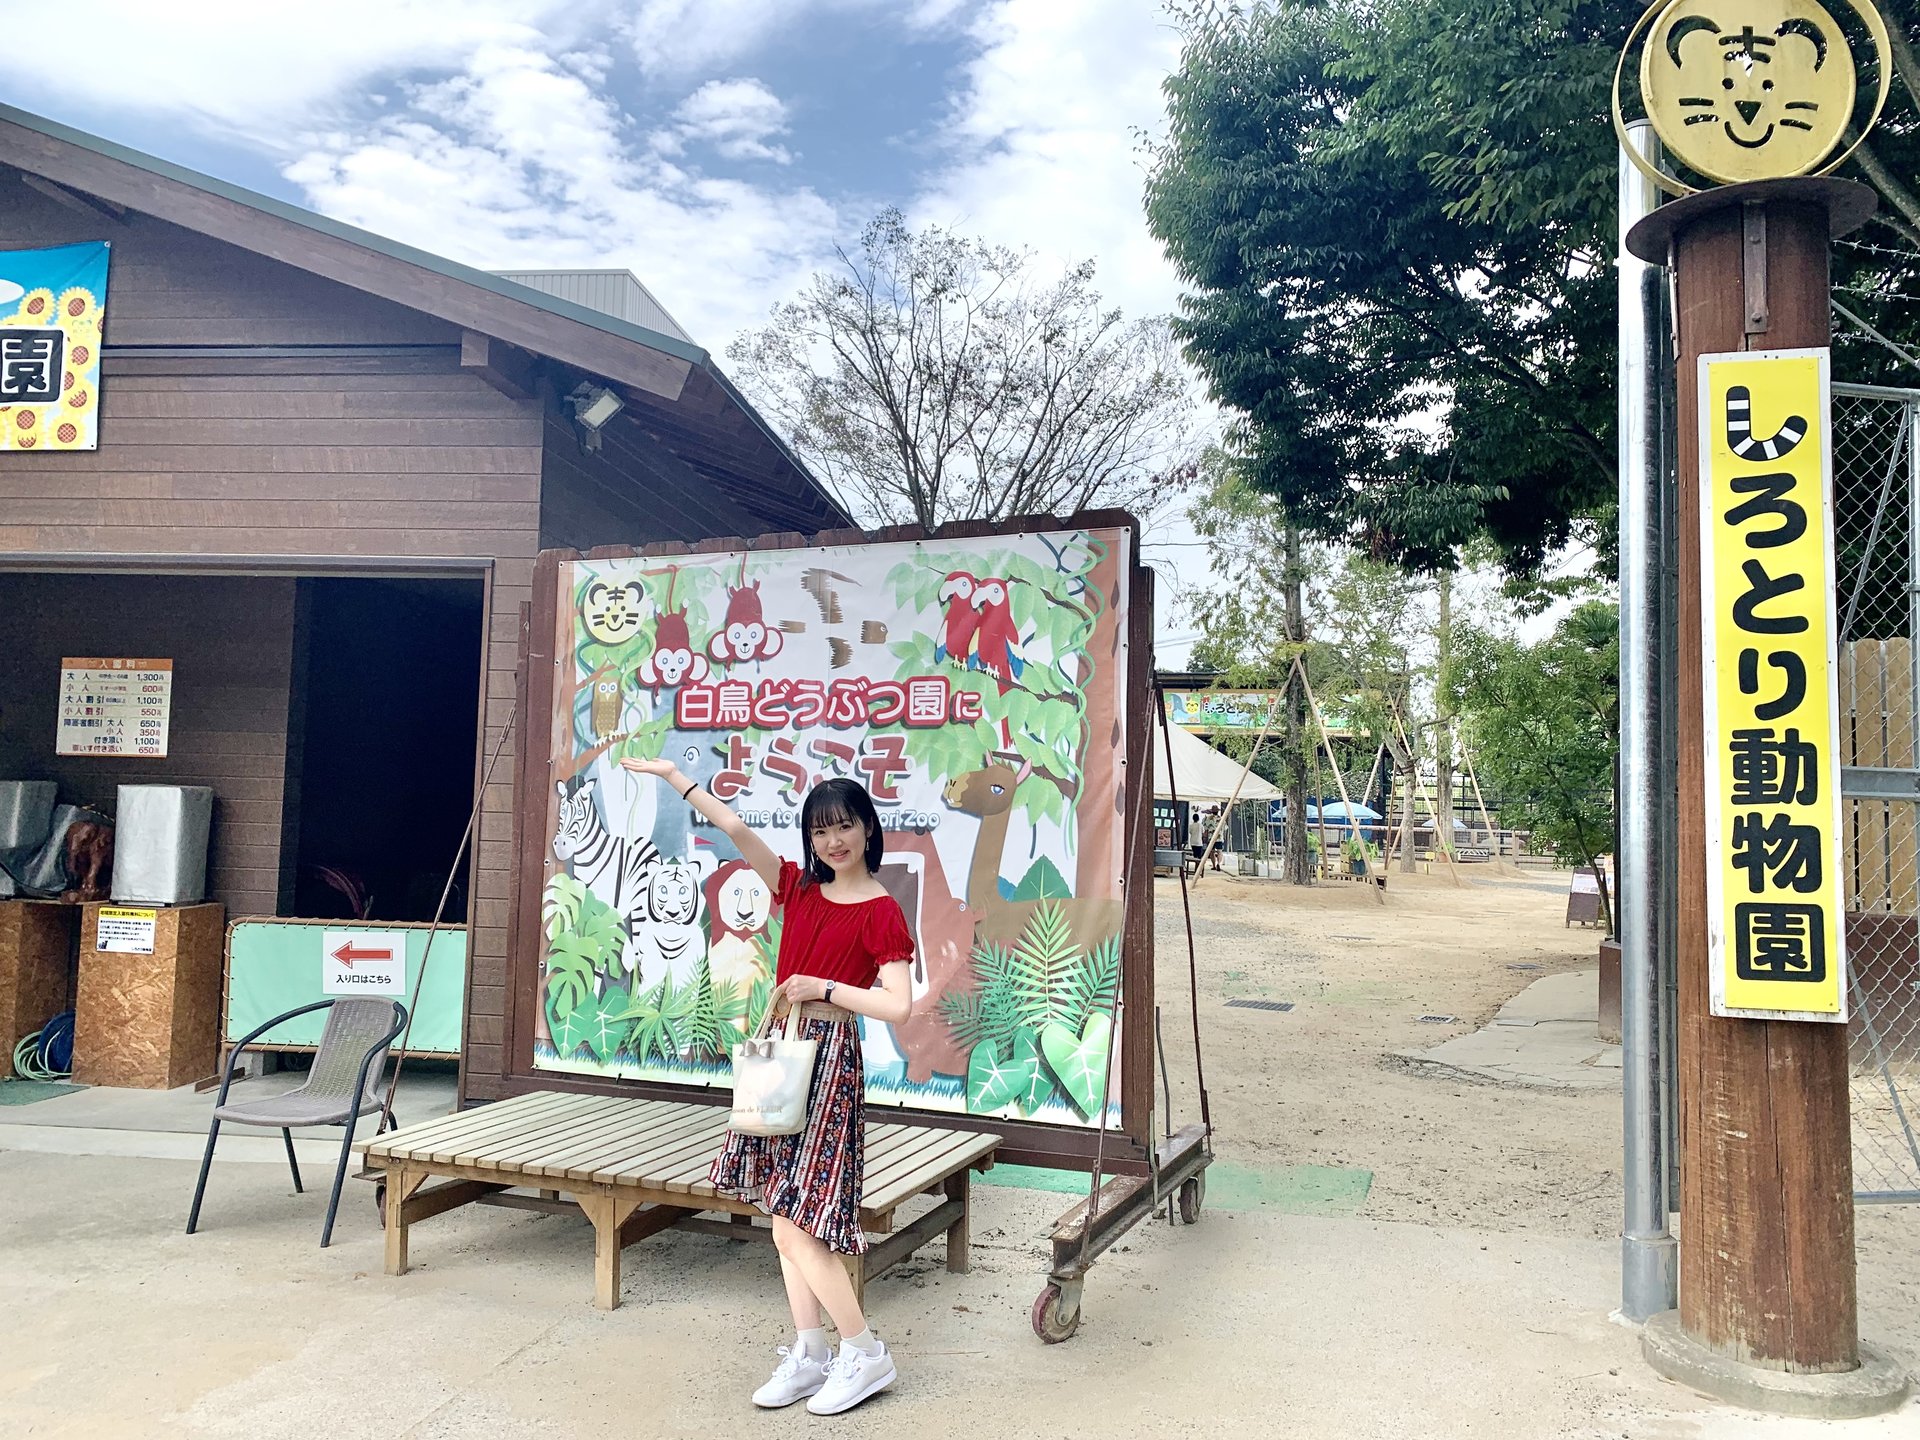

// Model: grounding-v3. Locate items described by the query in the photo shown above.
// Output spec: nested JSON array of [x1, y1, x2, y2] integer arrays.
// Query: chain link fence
[[1832, 384, 1920, 1202]]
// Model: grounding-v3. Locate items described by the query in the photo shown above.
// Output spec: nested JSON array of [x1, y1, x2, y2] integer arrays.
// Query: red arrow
[[332, 942, 393, 968]]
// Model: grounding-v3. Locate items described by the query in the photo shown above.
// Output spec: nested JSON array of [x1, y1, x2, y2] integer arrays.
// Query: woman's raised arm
[[619, 756, 782, 891]]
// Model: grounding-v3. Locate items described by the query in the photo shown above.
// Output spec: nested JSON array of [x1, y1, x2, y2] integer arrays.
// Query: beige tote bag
[[729, 1003, 818, 1136]]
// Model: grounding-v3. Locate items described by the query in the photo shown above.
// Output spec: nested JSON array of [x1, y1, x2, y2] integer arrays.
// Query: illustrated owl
[[590, 673, 623, 738]]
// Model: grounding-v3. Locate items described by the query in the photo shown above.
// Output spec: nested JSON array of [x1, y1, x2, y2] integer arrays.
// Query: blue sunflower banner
[[0, 241, 110, 451]]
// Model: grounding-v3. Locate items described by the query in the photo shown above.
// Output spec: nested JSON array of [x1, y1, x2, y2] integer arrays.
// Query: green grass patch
[[978, 1157, 1372, 1216], [0, 1079, 83, 1106]]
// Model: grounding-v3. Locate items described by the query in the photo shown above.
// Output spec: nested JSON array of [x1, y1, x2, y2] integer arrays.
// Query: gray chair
[[186, 997, 407, 1247]]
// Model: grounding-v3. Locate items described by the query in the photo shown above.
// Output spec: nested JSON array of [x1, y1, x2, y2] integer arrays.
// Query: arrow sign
[[322, 929, 407, 995]]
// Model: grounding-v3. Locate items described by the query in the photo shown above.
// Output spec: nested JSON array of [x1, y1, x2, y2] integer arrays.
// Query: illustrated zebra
[[553, 777, 661, 988]]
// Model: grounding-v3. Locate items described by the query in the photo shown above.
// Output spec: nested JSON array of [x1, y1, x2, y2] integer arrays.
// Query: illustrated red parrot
[[970, 576, 1025, 684], [934, 570, 980, 668]]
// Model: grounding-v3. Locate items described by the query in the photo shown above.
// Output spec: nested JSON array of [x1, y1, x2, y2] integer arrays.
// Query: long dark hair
[[799, 778, 884, 884]]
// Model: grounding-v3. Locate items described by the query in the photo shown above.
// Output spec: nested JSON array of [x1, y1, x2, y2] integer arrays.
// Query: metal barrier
[[1833, 384, 1920, 1202]]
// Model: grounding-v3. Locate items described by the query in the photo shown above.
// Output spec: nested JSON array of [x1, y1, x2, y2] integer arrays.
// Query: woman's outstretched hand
[[619, 756, 678, 780]]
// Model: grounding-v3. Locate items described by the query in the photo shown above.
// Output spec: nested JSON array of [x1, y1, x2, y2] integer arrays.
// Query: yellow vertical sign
[[1700, 348, 1847, 1020]]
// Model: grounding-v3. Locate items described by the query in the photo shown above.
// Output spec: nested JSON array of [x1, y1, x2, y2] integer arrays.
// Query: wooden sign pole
[[1628, 179, 1906, 1415]]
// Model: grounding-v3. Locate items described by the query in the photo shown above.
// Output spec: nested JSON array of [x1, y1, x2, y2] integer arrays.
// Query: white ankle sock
[[796, 1327, 828, 1360], [841, 1328, 882, 1356]]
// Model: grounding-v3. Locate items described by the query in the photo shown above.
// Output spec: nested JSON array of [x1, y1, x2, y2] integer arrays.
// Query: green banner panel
[[226, 921, 467, 1054]]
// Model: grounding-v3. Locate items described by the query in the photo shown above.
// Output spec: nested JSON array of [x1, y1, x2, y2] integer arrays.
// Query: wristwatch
[[824, 981, 837, 1007]]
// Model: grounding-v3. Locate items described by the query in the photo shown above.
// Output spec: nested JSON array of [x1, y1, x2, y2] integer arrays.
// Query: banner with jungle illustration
[[533, 525, 1133, 1129]]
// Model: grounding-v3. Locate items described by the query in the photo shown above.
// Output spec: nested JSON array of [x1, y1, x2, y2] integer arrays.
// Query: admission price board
[[56, 657, 172, 758], [1698, 348, 1848, 1021]]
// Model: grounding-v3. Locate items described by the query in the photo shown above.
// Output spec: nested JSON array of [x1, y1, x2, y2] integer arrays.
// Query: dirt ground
[[1152, 864, 1624, 1237], [3, 865, 1917, 1438]]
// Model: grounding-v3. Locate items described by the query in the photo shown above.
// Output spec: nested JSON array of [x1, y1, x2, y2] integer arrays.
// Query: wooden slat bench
[[359, 1090, 1001, 1309]]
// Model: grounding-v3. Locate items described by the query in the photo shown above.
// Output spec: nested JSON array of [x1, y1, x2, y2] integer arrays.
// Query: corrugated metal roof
[[493, 269, 692, 344]]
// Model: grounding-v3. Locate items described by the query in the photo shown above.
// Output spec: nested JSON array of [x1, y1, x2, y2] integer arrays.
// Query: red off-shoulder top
[[771, 859, 916, 989]]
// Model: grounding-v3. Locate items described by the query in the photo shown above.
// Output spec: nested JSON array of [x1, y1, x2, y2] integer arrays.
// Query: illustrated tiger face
[[1642, 0, 1855, 183], [582, 577, 647, 644], [647, 859, 704, 927], [552, 778, 599, 862]]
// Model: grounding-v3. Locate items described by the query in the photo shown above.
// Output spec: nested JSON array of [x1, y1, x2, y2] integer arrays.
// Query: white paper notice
[[95, 906, 157, 954], [57, 657, 172, 758], [321, 930, 407, 996]]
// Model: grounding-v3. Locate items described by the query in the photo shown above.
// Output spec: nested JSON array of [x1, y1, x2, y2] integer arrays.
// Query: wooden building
[[0, 103, 848, 1101]]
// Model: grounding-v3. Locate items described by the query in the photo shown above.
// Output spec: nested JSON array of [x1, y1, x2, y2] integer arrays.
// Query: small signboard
[[1698, 348, 1847, 1021], [56, 657, 172, 757], [95, 905, 157, 954], [321, 929, 407, 996]]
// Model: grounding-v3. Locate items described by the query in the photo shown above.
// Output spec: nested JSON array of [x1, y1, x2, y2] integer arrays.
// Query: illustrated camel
[[929, 761, 1125, 1037]]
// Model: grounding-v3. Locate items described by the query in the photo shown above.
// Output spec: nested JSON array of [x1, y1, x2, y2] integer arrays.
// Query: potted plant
[[1342, 836, 1369, 876]]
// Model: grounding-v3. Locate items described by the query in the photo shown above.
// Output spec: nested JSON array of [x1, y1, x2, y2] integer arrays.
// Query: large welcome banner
[[0, 241, 108, 451], [531, 524, 1134, 1128]]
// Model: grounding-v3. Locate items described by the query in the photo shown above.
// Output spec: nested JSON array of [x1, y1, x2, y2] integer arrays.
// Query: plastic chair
[[186, 997, 407, 1248]]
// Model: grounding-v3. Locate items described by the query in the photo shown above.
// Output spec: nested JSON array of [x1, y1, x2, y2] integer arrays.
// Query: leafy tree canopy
[[1146, 0, 1920, 575], [1454, 600, 1619, 874]]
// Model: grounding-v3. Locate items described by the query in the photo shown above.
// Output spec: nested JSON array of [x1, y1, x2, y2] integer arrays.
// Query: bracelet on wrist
[[680, 778, 700, 800]]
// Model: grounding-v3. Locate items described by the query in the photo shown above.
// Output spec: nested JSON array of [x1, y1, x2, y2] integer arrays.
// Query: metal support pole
[[1617, 121, 1679, 1321]]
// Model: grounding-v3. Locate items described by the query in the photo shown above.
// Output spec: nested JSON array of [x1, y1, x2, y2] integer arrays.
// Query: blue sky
[[7, 0, 1207, 651]]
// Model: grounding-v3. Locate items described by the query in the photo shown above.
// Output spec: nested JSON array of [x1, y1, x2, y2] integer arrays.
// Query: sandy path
[[1151, 865, 1626, 1237]]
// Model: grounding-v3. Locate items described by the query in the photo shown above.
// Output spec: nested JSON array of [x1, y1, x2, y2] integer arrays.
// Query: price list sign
[[57, 657, 173, 758]]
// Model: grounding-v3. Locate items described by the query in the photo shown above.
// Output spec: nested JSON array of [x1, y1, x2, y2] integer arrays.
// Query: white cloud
[[911, 0, 1186, 324], [5, 2, 587, 146], [282, 47, 841, 346], [663, 78, 793, 165]]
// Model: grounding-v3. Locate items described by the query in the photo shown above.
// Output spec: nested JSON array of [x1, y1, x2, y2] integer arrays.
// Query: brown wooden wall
[[0, 170, 820, 1103], [0, 177, 539, 1095], [0, 573, 297, 916]]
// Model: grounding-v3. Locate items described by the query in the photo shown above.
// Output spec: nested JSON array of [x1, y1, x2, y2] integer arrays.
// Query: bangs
[[802, 793, 856, 832]]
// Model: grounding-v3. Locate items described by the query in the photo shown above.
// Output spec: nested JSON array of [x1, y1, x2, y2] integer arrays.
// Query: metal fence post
[[1618, 122, 1679, 1320]]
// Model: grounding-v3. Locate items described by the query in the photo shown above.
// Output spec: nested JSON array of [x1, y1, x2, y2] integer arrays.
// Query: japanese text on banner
[[1700, 348, 1848, 1019]]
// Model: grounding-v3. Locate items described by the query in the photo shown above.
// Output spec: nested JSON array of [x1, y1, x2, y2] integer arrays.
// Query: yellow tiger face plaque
[[1617, 0, 1889, 193]]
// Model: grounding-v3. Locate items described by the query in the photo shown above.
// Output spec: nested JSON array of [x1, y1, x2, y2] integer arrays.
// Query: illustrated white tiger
[[626, 852, 715, 991], [553, 776, 660, 985]]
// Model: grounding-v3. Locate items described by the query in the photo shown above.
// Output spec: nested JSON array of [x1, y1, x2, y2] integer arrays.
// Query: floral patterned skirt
[[709, 1014, 867, 1255]]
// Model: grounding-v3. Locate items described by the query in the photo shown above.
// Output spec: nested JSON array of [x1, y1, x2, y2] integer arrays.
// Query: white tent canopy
[[1152, 720, 1284, 803]]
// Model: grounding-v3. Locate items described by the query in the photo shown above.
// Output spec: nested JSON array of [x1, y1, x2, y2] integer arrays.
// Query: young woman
[[620, 757, 915, 1415]]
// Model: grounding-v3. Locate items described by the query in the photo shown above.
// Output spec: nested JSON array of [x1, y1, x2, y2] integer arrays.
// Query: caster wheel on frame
[[1178, 1172, 1205, 1225], [1032, 1283, 1081, 1343]]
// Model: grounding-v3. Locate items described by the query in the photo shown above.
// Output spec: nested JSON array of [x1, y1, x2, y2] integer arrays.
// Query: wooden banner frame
[[495, 511, 1155, 1174]]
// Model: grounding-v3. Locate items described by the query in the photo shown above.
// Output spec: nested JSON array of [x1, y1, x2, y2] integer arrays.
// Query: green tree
[[1145, 0, 1920, 573], [1455, 601, 1620, 926]]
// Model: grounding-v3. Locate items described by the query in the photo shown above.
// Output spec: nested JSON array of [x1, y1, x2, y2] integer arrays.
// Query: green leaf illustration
[[1040, 1012, 1112, 1117], [1011, 1028, 1055, 1114], [1010, 856, 1072, 901], [966, 1031, 1043, 1113]]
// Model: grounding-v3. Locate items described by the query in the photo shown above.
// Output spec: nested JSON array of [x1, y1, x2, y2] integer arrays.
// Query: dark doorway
[[286, 576, 484, 922]]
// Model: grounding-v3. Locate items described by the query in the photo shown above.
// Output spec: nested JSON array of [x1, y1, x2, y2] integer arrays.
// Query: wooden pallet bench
[[359, 1090, 1001, 1310]]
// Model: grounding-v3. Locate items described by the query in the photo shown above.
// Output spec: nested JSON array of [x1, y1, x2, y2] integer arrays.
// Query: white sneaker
[[806, 1342, 896, 1415], [752, 1346, 827, 1408]]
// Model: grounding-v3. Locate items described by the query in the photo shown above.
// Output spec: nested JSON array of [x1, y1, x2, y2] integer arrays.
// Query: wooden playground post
[[1190, 692, 1280, 885], [1293, 657, 1384, 904]]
